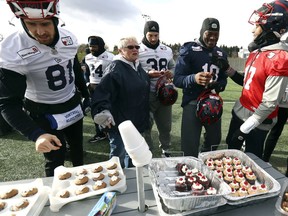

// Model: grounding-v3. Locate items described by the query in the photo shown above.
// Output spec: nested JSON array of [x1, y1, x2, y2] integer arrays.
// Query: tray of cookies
[[198, 149, 281, 205], [0, 178, 50, 216], [275, 178, 288, 215], [49, 156, 126, 212], [148, 156, 231, 212]]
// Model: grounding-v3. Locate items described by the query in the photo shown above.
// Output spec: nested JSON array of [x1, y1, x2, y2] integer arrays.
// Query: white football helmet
[[6, 0, 60, 20]]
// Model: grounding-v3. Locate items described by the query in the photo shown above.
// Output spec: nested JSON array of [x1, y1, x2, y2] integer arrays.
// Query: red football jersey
[[240, 49, 288, 119]]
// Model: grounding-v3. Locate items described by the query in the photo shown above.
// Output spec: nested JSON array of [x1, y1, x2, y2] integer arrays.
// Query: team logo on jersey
[[160, 45, 167, 50], [17, 45, 41, 59], [61, 36, 73, 46], [54, 58, 62, 63], [191, 46, 203, 51], [267, 52, 276, 59]]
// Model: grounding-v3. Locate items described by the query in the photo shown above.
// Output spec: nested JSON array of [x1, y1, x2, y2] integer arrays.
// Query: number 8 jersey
[[0, 28, 78, 104]]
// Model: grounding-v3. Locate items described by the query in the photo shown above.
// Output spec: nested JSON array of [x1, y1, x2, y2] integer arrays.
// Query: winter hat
[[144, 21, 159, 35], [200, 18, 220, 36]]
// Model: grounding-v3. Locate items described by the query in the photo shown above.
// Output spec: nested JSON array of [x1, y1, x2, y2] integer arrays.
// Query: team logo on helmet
[[196, 90, 223, 126], [155, 75, 178, 106]]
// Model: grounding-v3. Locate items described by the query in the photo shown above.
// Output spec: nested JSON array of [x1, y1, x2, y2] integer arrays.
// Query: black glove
[[82, 97, 91, 114], [207, 82, 225, 93], [230, 129, 248, 149], [212, 57, 230, 71]]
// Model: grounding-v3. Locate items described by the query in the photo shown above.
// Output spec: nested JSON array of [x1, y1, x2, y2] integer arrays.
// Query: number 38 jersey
[[0, 28, 78, 104], [85, 51, 114, 84], [139, 43, 175, 92]]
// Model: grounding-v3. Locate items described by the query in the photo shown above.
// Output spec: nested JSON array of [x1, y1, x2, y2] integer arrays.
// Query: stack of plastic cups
[[118, 120, 152, 212]]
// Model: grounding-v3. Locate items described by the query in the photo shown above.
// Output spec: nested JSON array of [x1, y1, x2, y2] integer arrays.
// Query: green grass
[[1, 79, 287, 182]]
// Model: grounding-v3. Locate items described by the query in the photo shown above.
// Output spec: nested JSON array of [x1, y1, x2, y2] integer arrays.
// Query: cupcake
[[205, 158, 214, 165], [191, 182, 204, 195], [206, 162, 215, 170], [235, 173, 245, 183], [223, 163, 233, 170], [176, 163, 189, 175], [223, 168, 233, 176], [245, 172, 257, 185], [224, 174, 234, 184], [258, 184, 268, 193], [232, 157, 241, 165], [233, 163, 242, 171], [222, 156, 232, 164], [191, 167, 199, 176], [233, 169, 243, 177], [185, 169, 194, 178], [186, 176, 197, 190], [242, 166, 252, 174], [215, 164, 224, 172], [229, 187, 238, 197], [205, 187, 217, 195], [229, 180, 240, 190], [240, 180, 251, 190], [197, 175, 210, 189], [175, 177, 187, 192], [214, 169, 223, 178], [237, 187, 248, 197], [247, 185, 258, 195], [214, 158, 223, 166]]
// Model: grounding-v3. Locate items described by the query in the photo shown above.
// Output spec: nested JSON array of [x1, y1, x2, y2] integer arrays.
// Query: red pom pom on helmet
[[196, 90, 223, 126], [155, 75, 178, 106]]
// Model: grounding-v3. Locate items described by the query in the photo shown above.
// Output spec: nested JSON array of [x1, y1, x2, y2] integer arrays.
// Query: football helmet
[[156, 75, 178, 106], [196, 90, 223, 126], [248, 0, 288, 33], [6, 0, 60, 20]]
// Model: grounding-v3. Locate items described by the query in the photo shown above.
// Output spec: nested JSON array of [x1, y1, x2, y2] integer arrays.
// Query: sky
[[0, 0, 266, 50]]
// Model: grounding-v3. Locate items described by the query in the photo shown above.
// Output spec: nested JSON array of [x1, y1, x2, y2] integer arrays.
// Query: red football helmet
[[6, 0, 60, 20], [156, 75, 178, 106], [196, 90, 223, 126]]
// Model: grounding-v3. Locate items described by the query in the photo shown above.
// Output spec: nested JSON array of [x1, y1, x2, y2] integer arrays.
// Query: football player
[[138, 20, 176, 156], [84, 36, 114, 143], [0, 0, 90, 177], [225, 0, 288, 158], [173, 18, 228, 157]]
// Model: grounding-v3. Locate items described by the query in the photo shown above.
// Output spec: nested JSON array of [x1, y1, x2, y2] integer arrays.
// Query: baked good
[[224, 174, 234, 184], [223, 163, 233, 170], [0, 202, 6, 211], [245, 171, 257, 185], [232, 157, 241, 165], [197, 175, 209, 189], [205, 186, 217, 195], [175, 177, 187, 192], [235, 173, 245, 183], [191, 167, 199, 176], [205, 158, 214, 165], [186, 176, 197, 190], [258, 184, 268, 193], [222, 156, 232, 164], [92, 180, 107, 190], [214, 169, 223, 178], [76, 168, 88, 176], [11, 199, 29, 211], [106, 162, 117, 170], [223, 168, 233, 176], [240, 180, 251, 190], [191, 182, 204, 195], [176, 163, 189, 175], [233, 163, 242, 171], [185, 169, 194, 178], [242, 166, 252, 174], [75, 186, 89, 195], [237, 187, 248, 197], [92, 165, 103, 173], [58, 190, 70, 198], [215, 164, 224, 172], [247, 185, 258, 195], [206, 162, 215, 170], [74, 175, 89, 185], [58, 171, 72, 180], [229, 180, 240, 190], [21, 187, 38, 197], [229, 187, 238, 197], [108, 170, 119, 177], [110, 175, 121, 186], [233, 169, 243, 177], [214, 158, 223, 166], [0, 188, 18, 199], [282, 201, 288, 212], [92, 173, 105, 181]]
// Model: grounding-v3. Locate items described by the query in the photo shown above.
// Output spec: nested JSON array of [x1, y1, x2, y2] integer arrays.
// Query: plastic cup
[[118, 120, 144, 150], [131, 150, 153, 167]]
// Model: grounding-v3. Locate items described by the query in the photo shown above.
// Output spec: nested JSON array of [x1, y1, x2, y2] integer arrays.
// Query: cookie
[[110, 175, 121, 186], [74, 175, 89, 185], [11, 199, 29, 211], [75, 186, 89, 195], [0, 188, 18, 199], [108, 170, 119, 177], [92, 173, 105, 181], [0, 202, 7, 211], [21, 187, 38, 197], [58, 171, 72, 180], [76, 168, 88, 176], [106, 162, 117, 170], [92, 165, 103, 173], [92, 180, 107, 190], [58, 190, 70, 198]]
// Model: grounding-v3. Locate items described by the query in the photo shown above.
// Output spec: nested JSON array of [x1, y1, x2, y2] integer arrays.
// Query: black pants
[[32, 114, 84, 177], [0, 114, 12, 136], [263, 107, 288, 162], [226, 110, 269, 158]]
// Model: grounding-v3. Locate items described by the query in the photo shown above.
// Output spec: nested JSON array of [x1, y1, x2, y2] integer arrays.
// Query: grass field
[[1, 79, 287, 182]]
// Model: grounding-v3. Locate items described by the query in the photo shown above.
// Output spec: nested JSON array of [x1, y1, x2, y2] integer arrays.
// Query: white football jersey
[[0, 28, 78, 104], [139, 43, 175, 92], [85, 51, 114, 84]]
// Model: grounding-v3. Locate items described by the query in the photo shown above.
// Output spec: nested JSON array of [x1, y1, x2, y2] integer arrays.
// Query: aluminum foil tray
[[49, 156, 127, 212], [0, 178, 50, 216], [198, 149, 281, 205], [275, 179, 288, 216], [148, 157, 231, 212]]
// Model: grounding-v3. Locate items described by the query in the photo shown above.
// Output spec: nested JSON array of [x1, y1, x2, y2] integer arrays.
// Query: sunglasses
[[125, 45, 140, 50]]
